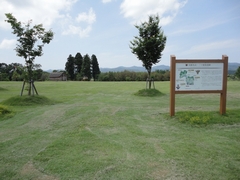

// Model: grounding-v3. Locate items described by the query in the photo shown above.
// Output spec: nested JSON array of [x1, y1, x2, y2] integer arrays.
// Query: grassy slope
[[0, 81, 239, 179]]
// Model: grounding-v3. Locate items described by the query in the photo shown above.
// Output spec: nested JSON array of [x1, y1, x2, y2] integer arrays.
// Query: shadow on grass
[[0, 87, 8, 91], [1, 95, 58, 106], [134, 89, 165, 97]]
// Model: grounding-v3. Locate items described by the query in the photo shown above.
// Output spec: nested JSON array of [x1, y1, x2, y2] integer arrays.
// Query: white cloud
[[76, 8, 96, 24], [0, 0, 77, 29], [190, 39, 240, 53], [102, 0, 112, 3], [62, 25, 92, 38], [63, 8, 96, 38], [120, 0, 187, 25], [0, 39, 16, 49], [171, 16, 240, 35], [0, 0, 96, 38]]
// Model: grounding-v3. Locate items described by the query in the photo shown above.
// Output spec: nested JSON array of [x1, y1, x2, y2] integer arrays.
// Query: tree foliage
[[235, 66, 240, 79], [82, 54, 92, 81], [98, 70, 170, 81], [65, 53, 101, 81], [5, 13, 54, 95], [75, 52, 83, 74], [91, 54, 101, 81], [65, 55, 75, 80], [130, 14, 166, 88], [0, 62, 46, 81]]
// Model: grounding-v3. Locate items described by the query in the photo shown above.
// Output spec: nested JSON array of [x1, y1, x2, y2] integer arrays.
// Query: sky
[[0, 0, 240, 70]]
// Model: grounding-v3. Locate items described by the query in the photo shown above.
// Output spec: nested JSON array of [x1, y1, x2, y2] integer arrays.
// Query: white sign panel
[[175, 62, 223, 91]]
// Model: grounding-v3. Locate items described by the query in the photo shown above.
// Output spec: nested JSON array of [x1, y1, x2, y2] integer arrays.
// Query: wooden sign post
[[170, 55, 228, 116]]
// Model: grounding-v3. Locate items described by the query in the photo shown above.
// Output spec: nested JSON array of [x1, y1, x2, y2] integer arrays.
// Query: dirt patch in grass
[[21, 162, 59, 180]]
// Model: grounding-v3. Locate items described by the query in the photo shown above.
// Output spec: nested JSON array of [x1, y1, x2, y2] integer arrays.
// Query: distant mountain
[[228, 62, 240, 74], [100, 65, 170, 73], [44, 63, 240, 73], [228, 62, 240, 71], [100, 63, 240, 73]]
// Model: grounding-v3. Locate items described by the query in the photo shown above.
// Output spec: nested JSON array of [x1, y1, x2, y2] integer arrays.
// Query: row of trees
[[98, 70, 170, 81], [1, 62, 240, 82], [0, 63, 46, 81], [65, 53, 100, 81]]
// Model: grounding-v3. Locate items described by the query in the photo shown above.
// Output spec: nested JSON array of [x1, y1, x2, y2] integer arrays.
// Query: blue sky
[[0, 0, 239, 70]]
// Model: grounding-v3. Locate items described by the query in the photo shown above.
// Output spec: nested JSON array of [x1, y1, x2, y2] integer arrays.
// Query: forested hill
[[100, 62, 240, 74], [100, 65, 169, 73]]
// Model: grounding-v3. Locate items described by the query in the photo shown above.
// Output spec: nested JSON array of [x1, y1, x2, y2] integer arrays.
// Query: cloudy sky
[[0, 0, 239, 70]]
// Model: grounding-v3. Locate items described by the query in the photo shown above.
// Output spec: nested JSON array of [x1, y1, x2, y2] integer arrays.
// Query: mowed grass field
[[0, 81, 239, 180]]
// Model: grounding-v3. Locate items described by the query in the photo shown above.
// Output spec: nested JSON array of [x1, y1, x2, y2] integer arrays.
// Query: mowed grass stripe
[[0, 81, 239, 179]]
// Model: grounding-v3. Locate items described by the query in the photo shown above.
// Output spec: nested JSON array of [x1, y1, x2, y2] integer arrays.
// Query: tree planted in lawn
[[130, 14, 166, 89], [82, 54, 92, 81], [91, 54, 101, 81], [5, 13, 54, 95], [65, 54, 75, 80], [75, 52, 83, 75]]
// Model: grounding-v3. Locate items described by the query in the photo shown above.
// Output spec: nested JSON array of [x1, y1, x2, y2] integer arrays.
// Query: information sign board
[[175, 62, 223, 91], [170, 55, 228, 116]]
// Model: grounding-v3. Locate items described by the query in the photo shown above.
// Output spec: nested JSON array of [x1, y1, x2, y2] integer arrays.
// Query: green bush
[[176, 110, 240, 125], [0, 105, 11, 115], [98, 70, 170, 81]]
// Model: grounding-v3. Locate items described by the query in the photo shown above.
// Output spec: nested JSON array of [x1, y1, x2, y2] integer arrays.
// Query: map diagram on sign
[[175, 63, 223, 91]]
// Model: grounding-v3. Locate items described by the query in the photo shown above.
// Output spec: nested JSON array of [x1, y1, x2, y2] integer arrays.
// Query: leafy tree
[[130, 14, 167, 88], [235, 66, 240, 79], [0, 63, 10, 81], [65, 54, 75, 80], [40, 71, 50, 81], [12, 71, 21, 81], [91, 54, 101, 81], [32, 64, 43, 81], [75, 52, 83, 74], [5, 13, 54, 95], [82, 54, 92, 81]]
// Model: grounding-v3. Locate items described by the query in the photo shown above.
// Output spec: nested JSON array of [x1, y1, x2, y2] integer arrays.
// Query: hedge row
[[98, 70, 170, 81]]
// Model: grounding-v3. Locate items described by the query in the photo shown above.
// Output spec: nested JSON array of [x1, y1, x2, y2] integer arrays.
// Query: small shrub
[[176, 110, 240, 126], [0, 105, 14, 119], [0, 105, 11, 115]]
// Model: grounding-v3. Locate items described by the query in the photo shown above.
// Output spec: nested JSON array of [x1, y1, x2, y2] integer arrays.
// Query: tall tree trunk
[[148, 70, 152, 89], [28, 81, 31, 95]]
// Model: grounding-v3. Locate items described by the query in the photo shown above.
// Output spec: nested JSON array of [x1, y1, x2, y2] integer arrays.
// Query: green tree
[[65, 54, 75, 80], [130, 14, 167, 89], [235, 66, 240, 79], [75, 52, 83, 74], [32, 64, 43, 81], [82, 54, 92, 81], [0, 63, 10, 81], [91, 54, 101, 81], [5, 13, 54, 95]]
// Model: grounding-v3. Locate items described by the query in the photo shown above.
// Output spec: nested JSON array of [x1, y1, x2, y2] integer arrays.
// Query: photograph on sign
[[175, 63, 223, 91]]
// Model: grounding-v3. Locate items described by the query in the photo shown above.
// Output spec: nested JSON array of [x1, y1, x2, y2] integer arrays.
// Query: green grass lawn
[[0, 81, 239, 179]]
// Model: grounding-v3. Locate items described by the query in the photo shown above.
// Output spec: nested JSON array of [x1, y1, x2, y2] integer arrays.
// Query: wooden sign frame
[[170, 55, 228, 116]]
